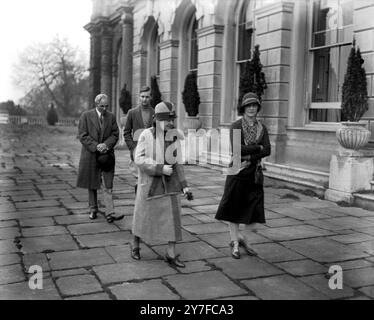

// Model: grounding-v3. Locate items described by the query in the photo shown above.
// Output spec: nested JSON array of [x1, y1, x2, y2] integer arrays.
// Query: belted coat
[[76, 108, 119, 189]]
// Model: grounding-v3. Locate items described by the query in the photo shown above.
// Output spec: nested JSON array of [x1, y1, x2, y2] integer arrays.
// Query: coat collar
[[135, 104, 155, 128]]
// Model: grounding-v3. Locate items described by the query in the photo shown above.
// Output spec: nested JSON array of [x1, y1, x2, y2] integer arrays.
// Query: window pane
[[312, 0, 353, 47], [190, 19, 198, 71], [309, 109, 341, 122], [237, 0, 252, 61]]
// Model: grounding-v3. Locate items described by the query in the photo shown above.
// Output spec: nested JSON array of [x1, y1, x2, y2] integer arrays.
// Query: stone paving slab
[[299, 274, 355, 299], [51, 268, 90, 278], [23, 253, 50, 272], [0, 253, 21, 267], [153, 241, 225, 261], [327, 233, 374, 244], [65, 292, 111, 300], [20, 234, 79, 254], [22, 226, 68, 238], [67, 222, 120, 235], [105, 244, 159, 262], [0, 227, 20, 240], [20, 217, 55, 227], [183, 222, 228, 235], [275, 259, 327, 276], [242, 275, 328, 300], [257, 225, 333, 241], [252, 243, 305, 263], [15, 200, 60, 210], [359, 286, 374, 299], [268, 206, 328, 220], [74, 231, 132, 248], [197, 232, 271, 249], [165, 271, 246, 300], [343, 267, 374, 288], [49, 248, 114, 270], [0, 220, 18, 228], [282, 238, 370, 263], [93, 261, 178, 285], [0, 279, 61, 300], [56, 274, 103, 297], [0, 264, 25, 285], [208, 256, 284, 279], [109, 279, 180, 300], [0, 239, 18, 254]]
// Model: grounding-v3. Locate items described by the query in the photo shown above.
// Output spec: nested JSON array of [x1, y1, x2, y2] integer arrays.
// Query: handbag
[[254, 162, 264, 185]]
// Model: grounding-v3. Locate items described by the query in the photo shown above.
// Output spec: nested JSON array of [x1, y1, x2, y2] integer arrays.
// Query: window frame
[[307, 0, 354, 123]]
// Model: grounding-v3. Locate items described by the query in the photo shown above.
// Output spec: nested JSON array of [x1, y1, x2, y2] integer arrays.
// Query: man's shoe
[[230, 241, 240, 259], [238, 238, 257, 256], [105, 213, 125, 223], [165, 253, 185, 268], [89, 211, 97, 220], [130, 245, 141, 260]]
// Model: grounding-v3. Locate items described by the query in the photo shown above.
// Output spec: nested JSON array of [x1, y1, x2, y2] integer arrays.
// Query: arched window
[[148, 23, 161, 79], [234, 0, 253, 118], [189, 17, 198, 72]]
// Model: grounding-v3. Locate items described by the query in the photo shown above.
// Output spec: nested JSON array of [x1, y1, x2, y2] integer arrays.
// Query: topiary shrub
[[182, 72, 200, 117], [341, 42, 368, 122], [150, 75, 162, 109], [119, 84, 132, 115], [238, 44, 267, 113], [46, 103, 58, 126]]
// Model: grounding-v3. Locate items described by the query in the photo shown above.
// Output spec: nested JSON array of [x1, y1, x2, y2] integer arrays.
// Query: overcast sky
[[0, 0, 92, 103]]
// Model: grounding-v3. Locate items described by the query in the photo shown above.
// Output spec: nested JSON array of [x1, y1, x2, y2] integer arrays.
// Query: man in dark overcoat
[[76, 93, 123, 223]]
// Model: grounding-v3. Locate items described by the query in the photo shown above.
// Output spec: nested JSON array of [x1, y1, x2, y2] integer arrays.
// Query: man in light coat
[[76, 93, 124, 223]]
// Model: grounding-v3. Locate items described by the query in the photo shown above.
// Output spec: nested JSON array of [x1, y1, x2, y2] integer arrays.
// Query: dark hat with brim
[[154, 101, 177, 121], [96, 152, 115, 172], [241, 92, 261, 107]]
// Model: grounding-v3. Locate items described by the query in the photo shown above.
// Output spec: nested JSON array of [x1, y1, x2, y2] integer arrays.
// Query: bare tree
[[13, 36, 88, 116]]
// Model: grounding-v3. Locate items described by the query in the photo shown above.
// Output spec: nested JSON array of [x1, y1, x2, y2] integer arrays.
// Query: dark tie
[[99, 113, 104, 128]]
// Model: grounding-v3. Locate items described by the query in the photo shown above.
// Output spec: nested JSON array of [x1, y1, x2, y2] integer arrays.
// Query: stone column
[[132, 49, 148, 104], [255, 2, 294, 163], [196, 25, 224, 129], [100, 22, 113, 108], [85, 23, 101, 107], [120, 7, 134, 94], [159, 40, 179, 108]]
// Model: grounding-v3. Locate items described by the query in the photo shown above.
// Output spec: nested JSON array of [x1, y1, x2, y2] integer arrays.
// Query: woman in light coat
[[131, 101, 190, 268]]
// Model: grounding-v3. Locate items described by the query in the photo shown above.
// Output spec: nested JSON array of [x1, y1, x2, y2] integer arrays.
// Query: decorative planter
[[183, 115, 202, 131], [336, 122, 371, 150]]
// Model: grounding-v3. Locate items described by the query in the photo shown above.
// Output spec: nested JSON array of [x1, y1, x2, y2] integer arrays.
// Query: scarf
[[242, 117, 264, 146]]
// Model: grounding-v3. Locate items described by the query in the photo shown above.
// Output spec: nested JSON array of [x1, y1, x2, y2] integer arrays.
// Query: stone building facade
[[85, 0, 374, 195]]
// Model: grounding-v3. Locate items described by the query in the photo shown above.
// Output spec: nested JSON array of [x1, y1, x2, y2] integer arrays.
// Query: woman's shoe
[[238, 238, 258, 256], [130, 245, 141, 260], [165, 253, 185, 268], [230, 241, 240, 259]]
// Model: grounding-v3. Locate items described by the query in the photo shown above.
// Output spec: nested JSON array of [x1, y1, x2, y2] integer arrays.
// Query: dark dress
[[215, 119, 271, 224]]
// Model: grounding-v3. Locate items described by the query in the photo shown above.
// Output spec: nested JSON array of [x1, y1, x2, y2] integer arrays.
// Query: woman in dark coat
[[215, 92, 271, 259]]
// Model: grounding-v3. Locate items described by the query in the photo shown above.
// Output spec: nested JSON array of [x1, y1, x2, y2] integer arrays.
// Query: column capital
[[159, 39, 180, 50], [119, 6, 134, 25], [196, 25, 224, 37]]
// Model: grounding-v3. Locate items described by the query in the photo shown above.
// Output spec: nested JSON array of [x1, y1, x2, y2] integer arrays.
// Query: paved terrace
[[1, 124, 374, 300]]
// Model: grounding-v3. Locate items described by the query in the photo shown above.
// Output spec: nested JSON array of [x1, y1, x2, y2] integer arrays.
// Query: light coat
[[132, 127, 187, 242]]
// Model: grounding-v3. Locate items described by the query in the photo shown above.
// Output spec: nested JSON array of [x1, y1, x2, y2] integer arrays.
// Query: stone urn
[[183, 115, 202, 131], [336, 122, 371, 150]]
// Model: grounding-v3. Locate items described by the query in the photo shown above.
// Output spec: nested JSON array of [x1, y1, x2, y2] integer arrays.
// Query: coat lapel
[[136, 107, 145, 128], [89, 109, 101, 132]]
